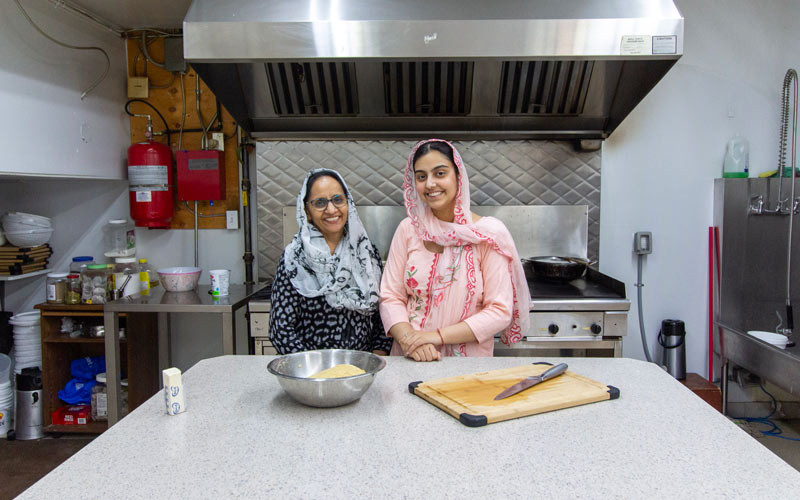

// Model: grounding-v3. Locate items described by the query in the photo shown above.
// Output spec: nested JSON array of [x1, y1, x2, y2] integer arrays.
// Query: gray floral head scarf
[[283, 169, 381, 314]]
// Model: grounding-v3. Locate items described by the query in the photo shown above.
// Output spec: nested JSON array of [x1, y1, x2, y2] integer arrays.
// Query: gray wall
[[256, 140, 601, 281]]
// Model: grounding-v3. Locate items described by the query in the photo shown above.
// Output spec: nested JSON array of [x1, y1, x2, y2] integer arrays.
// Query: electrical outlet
[[226, 210, 239, 230], [127, 76, 149, 98], [212, 132, 225, 151], [633, 231, 652, 255]]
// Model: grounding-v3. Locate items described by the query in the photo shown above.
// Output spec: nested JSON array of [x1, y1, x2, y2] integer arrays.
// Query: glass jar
[[103, 219, 136, 258], [81, 264, 108, 304], [113, 257, 141, 298], [46, 273, 68, 304], [69, 256, 94, 274], [91, 373, 128, 421], [65, 274, 82, 305]]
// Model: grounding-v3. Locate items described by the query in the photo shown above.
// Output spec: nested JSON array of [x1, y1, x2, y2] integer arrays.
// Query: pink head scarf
[[404, 139, 530, 345]]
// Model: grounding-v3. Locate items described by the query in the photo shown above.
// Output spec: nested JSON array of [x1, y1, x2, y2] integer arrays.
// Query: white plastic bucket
[[9, 311, 40, 327], [0, 354, 10, 383]]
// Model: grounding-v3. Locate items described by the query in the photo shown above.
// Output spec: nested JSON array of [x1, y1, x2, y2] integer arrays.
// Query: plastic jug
[[723, 135, 749, 178], [103, 219, 136, 258]]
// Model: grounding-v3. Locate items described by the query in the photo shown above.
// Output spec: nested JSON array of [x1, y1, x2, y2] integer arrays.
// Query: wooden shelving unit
[[35, 304, 158, 434]]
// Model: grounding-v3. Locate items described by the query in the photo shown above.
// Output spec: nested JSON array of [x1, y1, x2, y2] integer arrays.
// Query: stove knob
[[590, 323, 602, 335], [548, 324, 559, 335]]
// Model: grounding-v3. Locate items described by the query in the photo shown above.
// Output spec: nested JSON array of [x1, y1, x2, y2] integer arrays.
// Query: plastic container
[[46, 273, 68, 304], [138, 258, 159, 294], [81, 264, 109, 304], [69, 256, 94, 274], [113, 257, 141, 298], [103, 219, 136, 258], [157, 267, 202, 292], [723, 135, 750, 178], [91, 373, 128, 421], [9, 311, 40, 327], [0, 353, 11, 385]]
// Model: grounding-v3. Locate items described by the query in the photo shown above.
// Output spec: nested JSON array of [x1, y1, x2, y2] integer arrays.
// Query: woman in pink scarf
[[380, 139, 530, 361]]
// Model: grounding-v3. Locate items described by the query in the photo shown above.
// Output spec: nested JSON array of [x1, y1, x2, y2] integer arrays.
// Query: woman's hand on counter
[[372, 350, 388, 356], [403, 330, 442, 355], [409, 343, 441, 362]]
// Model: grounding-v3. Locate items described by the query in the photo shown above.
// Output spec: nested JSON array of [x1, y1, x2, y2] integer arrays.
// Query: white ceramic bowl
[[747, 330, 789, 349], [157, 267, 202, 292], [2, 212, 51, 228], [2, 219, 51, 233], [3, 228, 52, 247]]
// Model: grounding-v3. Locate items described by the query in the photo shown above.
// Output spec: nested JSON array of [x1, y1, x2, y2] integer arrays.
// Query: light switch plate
[[226, 210, 239, 230]]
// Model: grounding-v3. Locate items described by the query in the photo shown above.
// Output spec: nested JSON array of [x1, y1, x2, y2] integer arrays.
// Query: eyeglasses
[[307, 194, 347, 210]]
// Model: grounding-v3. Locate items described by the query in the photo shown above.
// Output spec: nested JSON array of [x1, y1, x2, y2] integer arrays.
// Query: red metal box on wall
[[176, 150, 226, 201]]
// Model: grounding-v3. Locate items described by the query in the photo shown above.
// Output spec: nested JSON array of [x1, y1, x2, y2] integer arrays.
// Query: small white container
[[209, 269, 231, 296]]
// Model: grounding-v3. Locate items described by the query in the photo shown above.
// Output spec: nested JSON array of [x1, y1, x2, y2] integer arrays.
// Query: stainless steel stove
[[494, 267, 629, 357]]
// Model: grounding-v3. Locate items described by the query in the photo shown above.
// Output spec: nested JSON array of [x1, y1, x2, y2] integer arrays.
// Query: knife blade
[[493, 363, 568, 400]]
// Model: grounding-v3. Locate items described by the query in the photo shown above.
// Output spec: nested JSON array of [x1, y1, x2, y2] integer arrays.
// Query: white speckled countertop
[[17, 356, 799, 499]]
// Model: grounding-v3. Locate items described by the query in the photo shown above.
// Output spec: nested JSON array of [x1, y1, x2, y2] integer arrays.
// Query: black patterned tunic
[[269, 247, 392, 354]]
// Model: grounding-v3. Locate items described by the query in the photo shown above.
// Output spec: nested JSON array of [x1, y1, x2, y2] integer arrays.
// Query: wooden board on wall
[[126, 37, 239, 230]]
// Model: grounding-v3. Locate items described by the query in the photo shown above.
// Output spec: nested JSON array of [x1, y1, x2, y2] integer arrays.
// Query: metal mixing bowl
[[267, 349, 386, 407]]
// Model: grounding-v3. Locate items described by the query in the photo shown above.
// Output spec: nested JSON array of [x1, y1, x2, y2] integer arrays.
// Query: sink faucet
[[776, 69, 798, 345], [776, 307, 794, 337]]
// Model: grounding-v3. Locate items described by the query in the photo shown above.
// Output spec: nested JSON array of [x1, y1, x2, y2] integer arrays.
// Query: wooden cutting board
[[409, 362, 619, 427]]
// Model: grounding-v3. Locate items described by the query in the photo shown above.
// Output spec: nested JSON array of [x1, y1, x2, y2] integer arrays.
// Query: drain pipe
[[240, 129, 255, 285]]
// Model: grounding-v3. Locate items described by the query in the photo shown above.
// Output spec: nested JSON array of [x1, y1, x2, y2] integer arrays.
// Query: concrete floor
[[1, 421, 800, 498]]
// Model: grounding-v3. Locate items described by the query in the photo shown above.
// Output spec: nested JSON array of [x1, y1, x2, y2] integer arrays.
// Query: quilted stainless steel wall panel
[[256, 140, 600, 281]]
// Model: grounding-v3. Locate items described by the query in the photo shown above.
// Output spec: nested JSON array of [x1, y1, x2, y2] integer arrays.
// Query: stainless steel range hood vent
[[498, 61, 594, 116], [184, 0, 683, 140], [266, 62, 359, 116]]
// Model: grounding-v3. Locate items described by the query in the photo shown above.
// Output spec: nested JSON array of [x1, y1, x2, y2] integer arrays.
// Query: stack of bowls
[[1, 212, 53, 247], [0, 353, 12, 438], [9, 311, 41, 373]]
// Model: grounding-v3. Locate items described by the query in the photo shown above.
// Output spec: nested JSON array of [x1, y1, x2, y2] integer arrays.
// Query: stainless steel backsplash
[[256, 140, 601, 281]]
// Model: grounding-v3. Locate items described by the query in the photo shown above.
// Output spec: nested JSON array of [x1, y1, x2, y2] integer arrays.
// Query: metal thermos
[[15, 367, 43, 440], [659, 319, 686, 380]]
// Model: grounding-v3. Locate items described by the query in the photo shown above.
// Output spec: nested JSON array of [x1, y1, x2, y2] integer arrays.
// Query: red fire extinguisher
[[128, 117, 173, 229]]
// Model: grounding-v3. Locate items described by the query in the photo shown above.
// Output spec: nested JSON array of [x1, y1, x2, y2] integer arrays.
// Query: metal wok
[[522, 256, 593, 282]]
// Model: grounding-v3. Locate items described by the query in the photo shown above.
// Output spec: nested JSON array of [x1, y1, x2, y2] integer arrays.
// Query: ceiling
[[70, 0, 191, 30]]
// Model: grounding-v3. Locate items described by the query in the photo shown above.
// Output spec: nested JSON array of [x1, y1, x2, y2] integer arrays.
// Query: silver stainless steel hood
[[183, 0, 683, 140]]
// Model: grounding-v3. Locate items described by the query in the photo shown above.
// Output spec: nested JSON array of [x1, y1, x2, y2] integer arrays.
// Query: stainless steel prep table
[[103, 284, 265, 425]]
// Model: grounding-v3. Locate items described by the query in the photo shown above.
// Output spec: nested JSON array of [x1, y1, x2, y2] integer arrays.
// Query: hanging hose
[[636, 254, 653, 362], [13, 0, 110, 100]]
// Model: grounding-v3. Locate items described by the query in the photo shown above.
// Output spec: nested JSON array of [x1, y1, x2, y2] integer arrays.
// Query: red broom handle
[[708, 227, 714, 381]]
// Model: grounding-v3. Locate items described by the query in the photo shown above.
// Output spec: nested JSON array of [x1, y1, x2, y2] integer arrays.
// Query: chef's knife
[[493, 363, 568, 400]]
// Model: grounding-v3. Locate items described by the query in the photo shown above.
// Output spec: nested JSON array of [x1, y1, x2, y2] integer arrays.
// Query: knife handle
[[540, 363, 568, 382]]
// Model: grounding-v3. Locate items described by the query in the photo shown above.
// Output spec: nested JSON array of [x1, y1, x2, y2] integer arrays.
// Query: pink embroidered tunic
[[380, 217, 515, 356]]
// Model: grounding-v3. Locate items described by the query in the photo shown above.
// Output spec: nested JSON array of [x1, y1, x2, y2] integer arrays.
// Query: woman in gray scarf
[[269, 169, 391, 354]]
